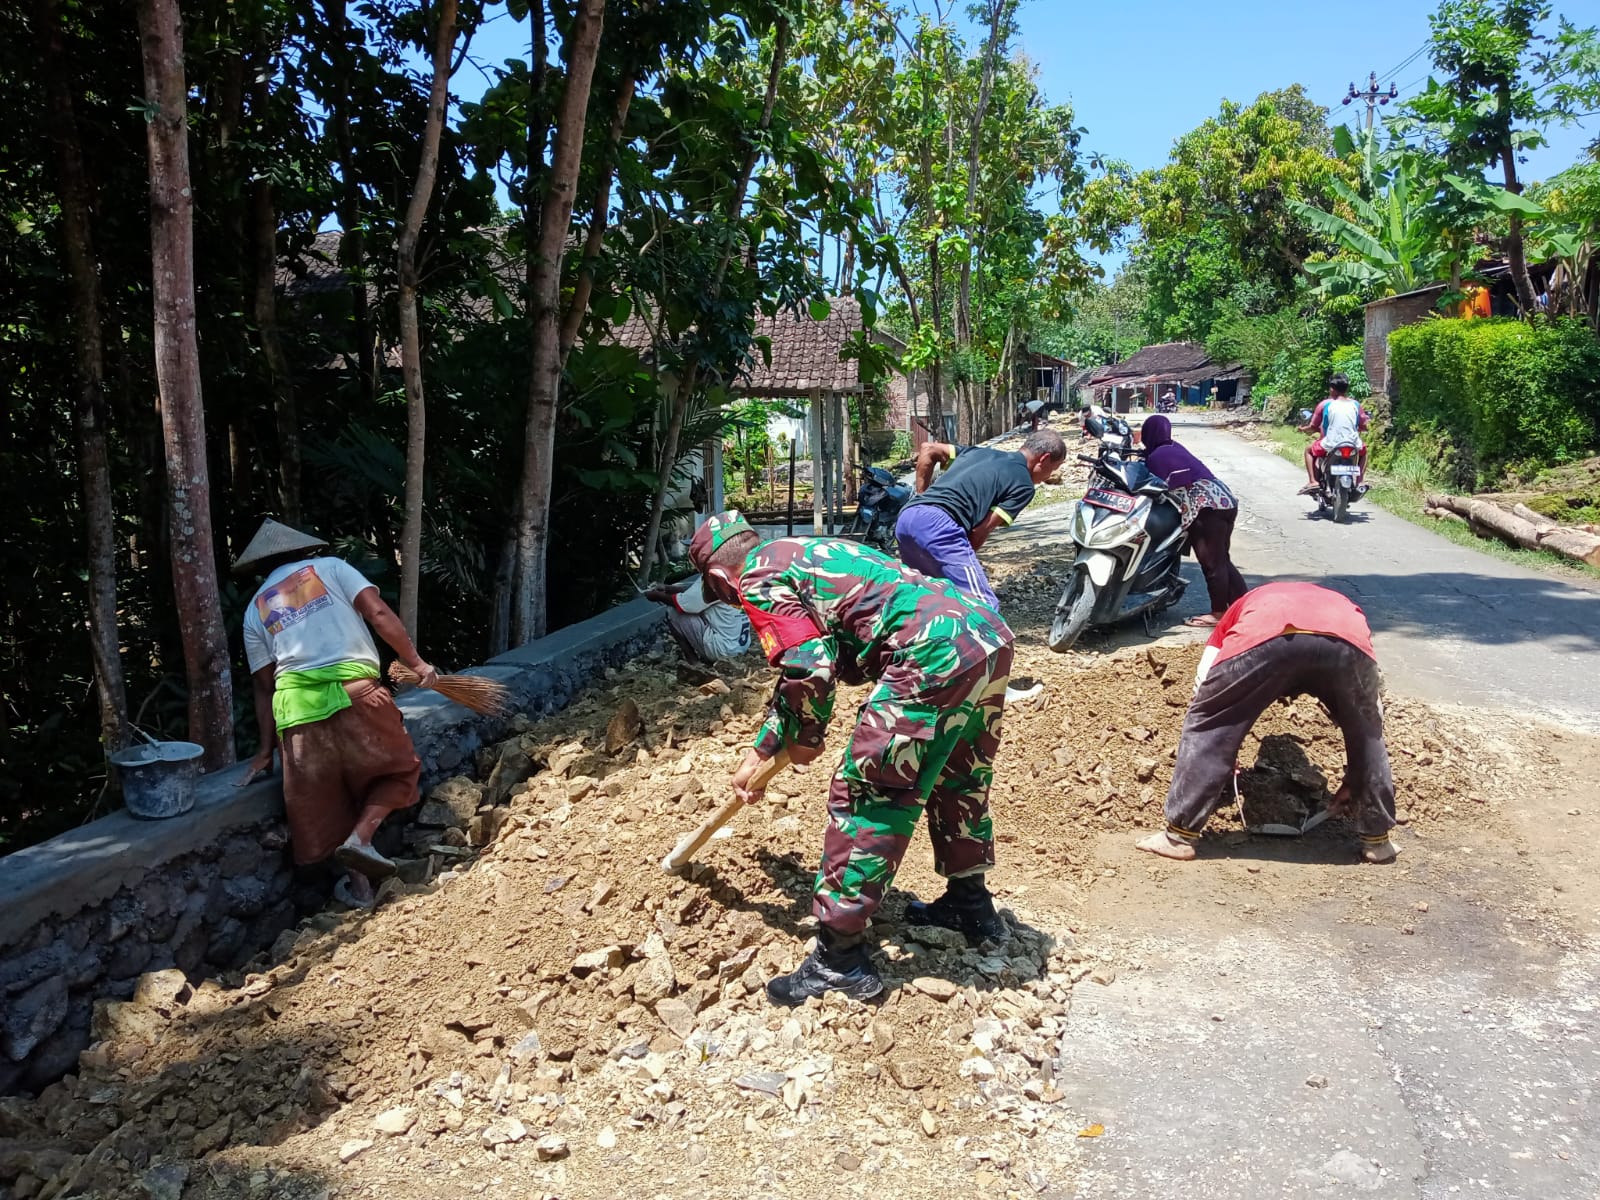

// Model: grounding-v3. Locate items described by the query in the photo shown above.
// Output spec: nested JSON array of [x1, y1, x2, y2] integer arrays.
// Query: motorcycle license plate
[[1329, 465, 1359, 476], [1084, 488, 1135, 512]]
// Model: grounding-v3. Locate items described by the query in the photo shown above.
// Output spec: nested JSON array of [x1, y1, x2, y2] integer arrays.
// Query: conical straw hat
[[232, 519, 329, 575]]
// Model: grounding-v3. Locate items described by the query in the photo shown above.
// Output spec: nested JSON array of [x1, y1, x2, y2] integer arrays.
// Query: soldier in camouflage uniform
[[689, 512, 1015, 1005]]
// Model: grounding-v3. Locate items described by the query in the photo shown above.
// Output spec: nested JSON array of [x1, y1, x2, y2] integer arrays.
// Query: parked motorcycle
[[1298, 408, 1365, 524], [849, 462, 911, 553], [1047, 413, 1188, 652]]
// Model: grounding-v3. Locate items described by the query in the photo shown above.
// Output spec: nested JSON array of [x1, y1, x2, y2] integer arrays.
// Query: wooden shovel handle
[[659, 750, 791, 873]]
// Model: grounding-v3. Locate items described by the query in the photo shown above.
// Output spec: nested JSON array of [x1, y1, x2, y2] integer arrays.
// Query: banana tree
[[1289, 155, 1444, 298]]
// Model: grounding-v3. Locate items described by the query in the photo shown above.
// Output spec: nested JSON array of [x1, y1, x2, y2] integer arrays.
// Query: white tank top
[[1322, 398, 1362, 449]]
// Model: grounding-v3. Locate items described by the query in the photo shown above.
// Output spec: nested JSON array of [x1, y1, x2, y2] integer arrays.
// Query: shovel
[[660, 749, 792, 873]]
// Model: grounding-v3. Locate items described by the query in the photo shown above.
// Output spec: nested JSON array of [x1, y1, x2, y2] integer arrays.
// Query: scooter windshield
[[1100, 457, 1164, 494]]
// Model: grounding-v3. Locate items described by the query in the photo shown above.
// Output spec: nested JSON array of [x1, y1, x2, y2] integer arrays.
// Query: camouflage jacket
[[734, 538, 1013, 755]]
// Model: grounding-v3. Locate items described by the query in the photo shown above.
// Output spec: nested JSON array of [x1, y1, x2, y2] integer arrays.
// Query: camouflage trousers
[[813, 645, 1013, 935]]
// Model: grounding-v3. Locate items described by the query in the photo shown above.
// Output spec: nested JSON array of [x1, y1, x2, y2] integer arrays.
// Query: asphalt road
[[1002, 416, 1600, 1199], [1171, 416, 1600, 733]]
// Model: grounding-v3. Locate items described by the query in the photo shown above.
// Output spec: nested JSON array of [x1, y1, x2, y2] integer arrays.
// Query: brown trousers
[[280, 681, 421, 865], [1164, 635, 1396, 844]]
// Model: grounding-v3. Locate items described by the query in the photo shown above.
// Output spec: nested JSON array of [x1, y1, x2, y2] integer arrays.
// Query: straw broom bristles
[[387, 662, 511, 716]]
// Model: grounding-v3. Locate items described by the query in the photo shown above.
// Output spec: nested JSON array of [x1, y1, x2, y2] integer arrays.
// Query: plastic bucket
[[110, 741, 204, 819]]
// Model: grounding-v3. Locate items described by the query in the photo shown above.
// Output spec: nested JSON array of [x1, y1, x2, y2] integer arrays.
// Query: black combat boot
[[903, 875, 1007, 945], [766, 927, 885, 1007]]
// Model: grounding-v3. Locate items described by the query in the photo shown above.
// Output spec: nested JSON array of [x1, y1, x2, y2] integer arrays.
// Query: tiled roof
[[614, 295, 866, 394], [1085, 341, 1249, 388], [1087, 342, 1212, 385], [283, 230, 866, 393]]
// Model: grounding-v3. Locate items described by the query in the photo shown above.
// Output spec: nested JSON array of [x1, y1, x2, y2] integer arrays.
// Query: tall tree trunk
[[249, 69, 301, 522], [325, 0, 375, 405], [395, 0, 460, 641], [633, 19, 791, 589], [955, 0, 1008, 355], [1500, 142, 1538, 315], [558, 74, 636, 366], [42, 0, 130, 754], [510, 0, 608, 645], [136, 0, 235, 769], [251, 179, 300, 521]]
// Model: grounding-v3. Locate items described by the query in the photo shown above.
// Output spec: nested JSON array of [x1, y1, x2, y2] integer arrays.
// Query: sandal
[[1183, 615, 1221, 628], [334, 836, 398, 881], [333, 876, 376, 911]]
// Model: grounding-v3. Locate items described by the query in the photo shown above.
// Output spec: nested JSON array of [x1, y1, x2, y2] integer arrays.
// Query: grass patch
[[1255, 426, 1600, 581]]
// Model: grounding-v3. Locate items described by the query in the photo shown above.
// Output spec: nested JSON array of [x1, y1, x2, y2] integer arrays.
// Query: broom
[[387, 661, 511, 717]]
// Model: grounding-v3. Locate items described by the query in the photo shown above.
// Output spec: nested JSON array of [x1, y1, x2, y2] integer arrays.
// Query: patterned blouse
[[1172, 477, 1237, 530]]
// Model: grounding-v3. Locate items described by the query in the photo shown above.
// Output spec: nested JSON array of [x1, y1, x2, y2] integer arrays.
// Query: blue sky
[[459, 0, 1597, 274], [1018, 0, 1592, 183]]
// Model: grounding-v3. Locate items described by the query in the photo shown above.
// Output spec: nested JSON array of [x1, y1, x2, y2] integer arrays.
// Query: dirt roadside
[[3, 478, 1595, 1200]]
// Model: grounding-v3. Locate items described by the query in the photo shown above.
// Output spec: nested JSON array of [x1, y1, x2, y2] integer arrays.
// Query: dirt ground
[[3, 435, 1593, 1200]]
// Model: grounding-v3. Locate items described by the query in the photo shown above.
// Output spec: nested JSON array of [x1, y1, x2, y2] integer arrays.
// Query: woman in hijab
[[1139, 415, 1248, 627]]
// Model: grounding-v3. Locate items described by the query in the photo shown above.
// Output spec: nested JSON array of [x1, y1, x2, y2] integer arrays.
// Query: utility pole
[[1343, 71, 1399, 131]]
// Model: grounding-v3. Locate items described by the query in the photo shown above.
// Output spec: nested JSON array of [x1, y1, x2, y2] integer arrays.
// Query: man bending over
[[1136, 582, 1399, 865]]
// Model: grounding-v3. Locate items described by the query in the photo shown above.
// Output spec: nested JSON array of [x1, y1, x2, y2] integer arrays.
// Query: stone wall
[[0, 599, 664, 1096]]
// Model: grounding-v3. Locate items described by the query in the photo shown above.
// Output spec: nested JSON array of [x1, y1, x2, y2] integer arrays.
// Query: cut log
[[1426, 492, 1600, 568], [1508, 503, 1558, 533], [1540, 529, 1600, 568]]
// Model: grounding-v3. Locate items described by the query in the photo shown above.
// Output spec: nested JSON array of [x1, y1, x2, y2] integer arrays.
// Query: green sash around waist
[[273, 662, 379, 732]]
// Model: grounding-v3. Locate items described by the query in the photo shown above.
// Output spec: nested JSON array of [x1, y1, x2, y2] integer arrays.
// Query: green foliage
[[1329, 344, 1371, 400], [1388, 317, 1600, 483], [1290, 133, 1449, 299]]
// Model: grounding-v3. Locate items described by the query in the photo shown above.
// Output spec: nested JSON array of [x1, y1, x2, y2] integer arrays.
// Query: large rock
[[654, 996, 697, 1040], [604, 699, 644, 755], [91, 998, 166, 1046], [484, 745, 537, 807], [1, 976, 68, 1060], [0, 944, 69, 997], [630, 934, 676, 1006], [414, 800, 464, 830], [426, 777, 483, 825], [132, 968, 192, 1013]]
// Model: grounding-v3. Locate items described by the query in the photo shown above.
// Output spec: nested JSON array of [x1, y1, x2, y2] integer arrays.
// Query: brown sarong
[[280, 681, 421, 865]]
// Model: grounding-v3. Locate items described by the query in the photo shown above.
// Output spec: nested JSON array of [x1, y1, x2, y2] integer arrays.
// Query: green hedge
[[1388, 317, 1600, 485]]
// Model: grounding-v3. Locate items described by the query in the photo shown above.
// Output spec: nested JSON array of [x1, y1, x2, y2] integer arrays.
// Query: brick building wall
[[1364, 287, 1443, 396]]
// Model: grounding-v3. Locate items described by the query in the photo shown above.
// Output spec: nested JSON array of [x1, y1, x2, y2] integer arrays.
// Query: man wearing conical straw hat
[[234, 519, 438, 908]]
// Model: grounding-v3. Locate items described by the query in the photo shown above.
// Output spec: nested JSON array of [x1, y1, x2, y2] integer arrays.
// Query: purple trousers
[[895, 504, 1001, 612]]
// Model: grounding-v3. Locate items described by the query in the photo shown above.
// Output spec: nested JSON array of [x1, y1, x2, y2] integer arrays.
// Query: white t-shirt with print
[[243, 557, 381, 676], [671, 575, 751, 659]]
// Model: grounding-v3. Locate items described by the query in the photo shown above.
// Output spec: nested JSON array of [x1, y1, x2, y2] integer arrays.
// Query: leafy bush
[[1388, 317, 1600, 485], [1329, 344, 1370, 399]]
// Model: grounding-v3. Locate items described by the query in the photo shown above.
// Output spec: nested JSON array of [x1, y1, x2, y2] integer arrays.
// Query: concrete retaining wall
[[0, 599, 664, 1095]]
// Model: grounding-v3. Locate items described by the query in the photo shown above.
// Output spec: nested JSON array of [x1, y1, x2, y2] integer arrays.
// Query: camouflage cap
[[688, 511, 756, 572]]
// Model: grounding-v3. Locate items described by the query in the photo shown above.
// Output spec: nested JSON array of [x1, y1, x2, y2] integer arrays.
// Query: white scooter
[[1048, 413, 1189, 652]]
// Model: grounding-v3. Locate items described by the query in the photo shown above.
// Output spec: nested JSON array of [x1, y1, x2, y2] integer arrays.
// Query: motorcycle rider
[[1298, 374, 1369, 495]]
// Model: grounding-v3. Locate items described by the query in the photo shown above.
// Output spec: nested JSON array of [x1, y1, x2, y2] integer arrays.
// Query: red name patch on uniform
[[741, 602, 822, 663]]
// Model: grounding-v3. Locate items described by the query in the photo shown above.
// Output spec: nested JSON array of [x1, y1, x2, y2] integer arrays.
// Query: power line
[[1378, 41, 1431, 84]]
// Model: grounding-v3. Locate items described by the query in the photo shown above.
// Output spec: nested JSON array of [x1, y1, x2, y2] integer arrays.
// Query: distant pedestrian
[[235, 519, 434, 909], [1138, 415, 1248, 626], [1137, 582, 1398, 864]]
